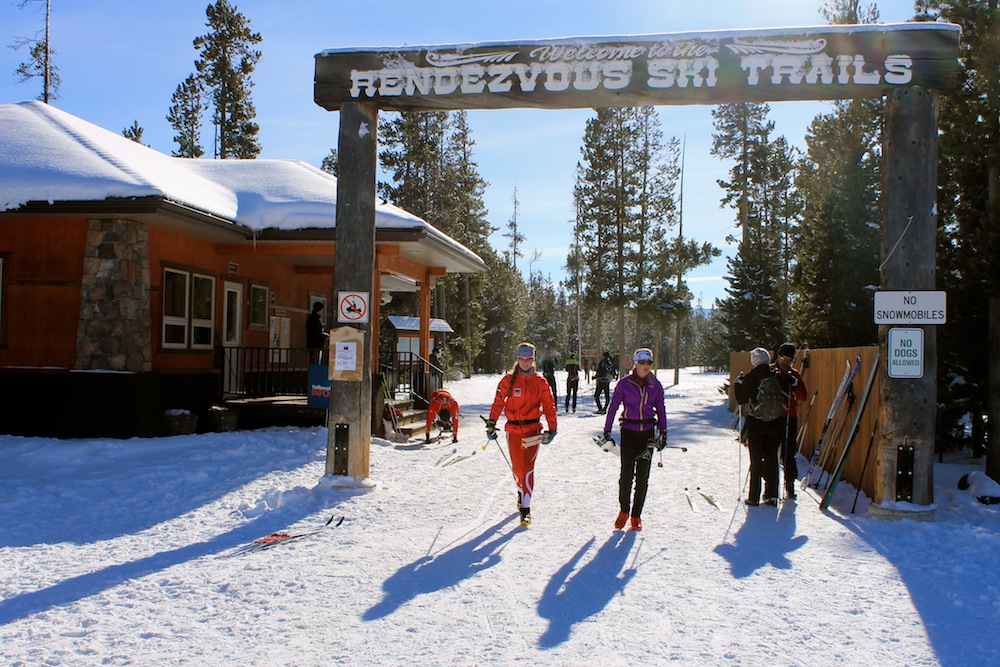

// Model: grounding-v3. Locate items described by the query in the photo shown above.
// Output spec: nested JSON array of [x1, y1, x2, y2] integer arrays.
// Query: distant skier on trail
[[773, 342, 807, 499], [594, 351, 617, 415], [601, 348, 667, 532], [564, 355, 581, 413], [541, 355, 558, 404], [425, 388, 461, 443], [485, 342, 558, 528], [734, 347, 784, 506]]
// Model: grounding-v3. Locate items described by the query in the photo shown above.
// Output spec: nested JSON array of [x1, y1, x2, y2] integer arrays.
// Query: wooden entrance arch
[[314, 22, 960, 507]]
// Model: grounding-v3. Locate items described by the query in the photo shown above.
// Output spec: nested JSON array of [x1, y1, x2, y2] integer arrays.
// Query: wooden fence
[[729, 346, 881, 503]]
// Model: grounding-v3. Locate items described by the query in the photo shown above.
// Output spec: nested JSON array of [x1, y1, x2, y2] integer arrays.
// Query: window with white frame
[[162, 267, 216, 350]]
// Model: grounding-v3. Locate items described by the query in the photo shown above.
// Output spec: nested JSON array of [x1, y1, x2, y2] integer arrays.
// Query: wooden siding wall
[[148, 226, 334, 371], [0, 218, 86, 368], [729, 346, 881, 503]]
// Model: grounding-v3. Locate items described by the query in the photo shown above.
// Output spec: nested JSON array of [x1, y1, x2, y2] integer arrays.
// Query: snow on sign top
[[314, 22, 961, 112]]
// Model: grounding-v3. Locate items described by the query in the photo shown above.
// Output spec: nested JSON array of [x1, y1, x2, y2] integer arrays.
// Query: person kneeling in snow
[[426, 388, 461, 443], [957, 471, 1000, 505]]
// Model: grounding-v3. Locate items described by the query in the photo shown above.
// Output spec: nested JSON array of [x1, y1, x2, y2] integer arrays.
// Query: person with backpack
[[564, 355, 581, 413], [601, 347, 667, 531], [594, 351, 617, 414], [774, 343, 808, 499], [734, 346, 784, 506], [484, 342, 558, 528]]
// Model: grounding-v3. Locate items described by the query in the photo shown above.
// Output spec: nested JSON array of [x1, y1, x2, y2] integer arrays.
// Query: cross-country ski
[[224, 515, 345, 557]]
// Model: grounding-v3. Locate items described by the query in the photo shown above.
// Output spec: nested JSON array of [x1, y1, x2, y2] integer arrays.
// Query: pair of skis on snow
[[224, 515, 345, 557], [683, 487, 723, 512], [433, 447, 477, 468]]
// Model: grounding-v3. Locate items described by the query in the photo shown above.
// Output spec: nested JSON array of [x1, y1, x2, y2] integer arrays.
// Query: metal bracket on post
[[896, 438, 914, 502], [333, 423, 350, 476]]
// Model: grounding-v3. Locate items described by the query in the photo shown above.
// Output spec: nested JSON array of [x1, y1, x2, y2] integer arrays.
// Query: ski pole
[[851, 419, 879, 514]]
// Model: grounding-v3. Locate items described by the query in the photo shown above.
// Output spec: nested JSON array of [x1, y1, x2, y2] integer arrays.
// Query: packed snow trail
[[0, 369, 997, 666]]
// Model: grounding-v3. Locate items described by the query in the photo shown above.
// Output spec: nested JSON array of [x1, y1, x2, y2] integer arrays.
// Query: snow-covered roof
[[0, 101, 485, 274], [386, 315, 454, 334]]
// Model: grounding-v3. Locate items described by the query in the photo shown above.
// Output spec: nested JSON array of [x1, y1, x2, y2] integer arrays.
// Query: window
[[162, 267, 216, 350], [249, 283, 269, 329]]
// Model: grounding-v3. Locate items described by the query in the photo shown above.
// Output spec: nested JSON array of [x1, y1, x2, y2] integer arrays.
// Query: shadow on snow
[[713, 500, 808, 578], [362, 514, 518, 621], [537, 531, 638, 648]]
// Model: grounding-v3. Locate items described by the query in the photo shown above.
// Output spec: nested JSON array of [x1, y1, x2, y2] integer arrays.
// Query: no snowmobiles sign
[[315, 23, 960, 112]]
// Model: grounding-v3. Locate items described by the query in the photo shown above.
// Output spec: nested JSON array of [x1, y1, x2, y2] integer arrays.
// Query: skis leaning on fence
[[801, 355, 861, 489], [820, 349, 880, 511]]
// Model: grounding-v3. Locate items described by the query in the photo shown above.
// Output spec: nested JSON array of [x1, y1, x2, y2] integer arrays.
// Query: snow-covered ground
[[1, 368, 997, 666]]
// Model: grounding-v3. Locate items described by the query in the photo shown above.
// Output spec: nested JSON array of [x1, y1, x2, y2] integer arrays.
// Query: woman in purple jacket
[[601, 348, 667, 531]]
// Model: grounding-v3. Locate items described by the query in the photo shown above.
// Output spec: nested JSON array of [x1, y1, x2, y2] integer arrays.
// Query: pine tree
[[320, 149, 338, 176], [710, 102, 789, 351], [377, 110, 493, 375], [11, 0, 59, 102], [192, 0, 262, 159], [792, 99, 880, 347], [122, 120, 147, 146], [916, 0, 1000, 472], [504, 187, 526, 270], [167, 74, 205, 158]]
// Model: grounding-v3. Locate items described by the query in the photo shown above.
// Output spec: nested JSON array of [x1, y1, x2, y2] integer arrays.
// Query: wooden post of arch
[[326, 101, 378, 481], [876, 86, 938, 510]]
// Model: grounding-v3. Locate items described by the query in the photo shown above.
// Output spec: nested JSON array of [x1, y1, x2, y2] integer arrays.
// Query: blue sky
[[1, 0, 920, 306]]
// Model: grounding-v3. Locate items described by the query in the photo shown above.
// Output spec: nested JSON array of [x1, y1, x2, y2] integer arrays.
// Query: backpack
[[748, 373, 786, 422]]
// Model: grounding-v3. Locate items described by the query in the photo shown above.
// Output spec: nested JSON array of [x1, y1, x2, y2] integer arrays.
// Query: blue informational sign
[[308, 364, 331, 409]]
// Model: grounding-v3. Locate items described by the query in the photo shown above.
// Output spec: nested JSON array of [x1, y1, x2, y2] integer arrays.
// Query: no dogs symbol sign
[[337, 291, 369, 323]]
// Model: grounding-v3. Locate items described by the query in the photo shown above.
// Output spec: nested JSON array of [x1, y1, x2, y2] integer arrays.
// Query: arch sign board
[[315, 23, 960, 112]]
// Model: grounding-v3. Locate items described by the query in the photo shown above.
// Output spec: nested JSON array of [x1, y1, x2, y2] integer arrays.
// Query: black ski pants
[[745, 417, 782, 502], [595, 379, 610, 411], [565, 378, 578, 411], [619, 428, 654, 517]]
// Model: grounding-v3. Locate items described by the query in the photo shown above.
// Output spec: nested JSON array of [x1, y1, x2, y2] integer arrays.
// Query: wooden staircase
[[387, 398, 429, 438]]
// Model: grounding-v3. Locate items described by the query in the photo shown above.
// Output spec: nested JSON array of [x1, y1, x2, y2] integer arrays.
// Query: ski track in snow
[[1, 369, 997, 666]]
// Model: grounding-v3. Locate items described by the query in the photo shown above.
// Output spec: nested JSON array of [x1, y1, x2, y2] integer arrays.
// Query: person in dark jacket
[[774, 342, 807, 499], [541, 356, 558, 404], [734, 346, 783, 506], [594, 351, 616, 414], [564, 356, 581, 412], [306, 301, 327, 364], [601, 348, 667, 531]]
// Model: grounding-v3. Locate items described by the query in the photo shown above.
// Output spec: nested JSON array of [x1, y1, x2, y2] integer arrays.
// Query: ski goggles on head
[[515, 344, 535, 359], [634, 348, 653, 364]]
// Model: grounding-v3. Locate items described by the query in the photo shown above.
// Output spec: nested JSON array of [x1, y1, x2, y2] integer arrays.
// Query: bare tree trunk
[[988, 297, 1000, 482]]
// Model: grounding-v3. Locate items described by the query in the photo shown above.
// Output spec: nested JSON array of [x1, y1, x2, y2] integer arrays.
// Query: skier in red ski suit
[[486, 342, 557, 527], [425, 388, 461, 443]]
